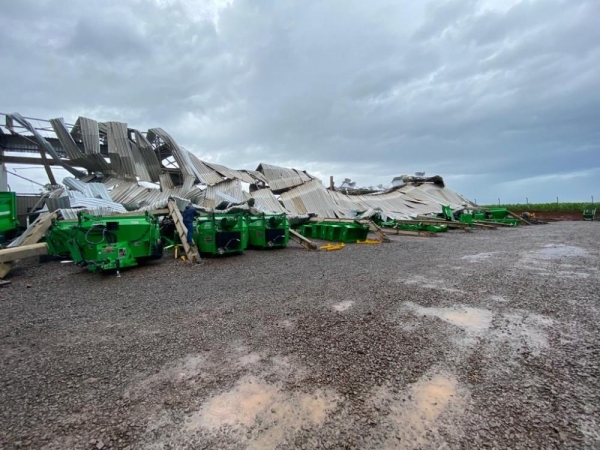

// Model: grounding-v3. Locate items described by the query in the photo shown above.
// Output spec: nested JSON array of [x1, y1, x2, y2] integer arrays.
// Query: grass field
[[481, 203, 596, 212]]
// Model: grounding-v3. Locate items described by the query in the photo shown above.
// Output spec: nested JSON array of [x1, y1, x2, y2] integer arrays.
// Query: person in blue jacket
[[182, 204, 199, 245]]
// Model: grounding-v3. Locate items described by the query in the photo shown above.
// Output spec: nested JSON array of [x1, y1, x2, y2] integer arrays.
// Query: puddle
[[461, 252, 496, 262], [406, 302, 492, 333], [385, 373, 465, 449], [493, 312, 553, 355], [402, 276, 462, 293], [534, 244, 588, 259], [332, 300, 354, 312], [185, 376, 338, 448]]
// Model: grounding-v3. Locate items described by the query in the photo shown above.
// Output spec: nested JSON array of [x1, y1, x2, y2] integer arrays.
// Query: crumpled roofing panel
[[280, 179, 343, 218], [105, 122, 137, 180], [5, 112, 85, 178], [202, 179, 246, 209], [249, 189, 287, 213], [50, 118, 111, 174], [133, 130, 162, 182], [257, 163, 314, 193], [204, 161, 256, 184]]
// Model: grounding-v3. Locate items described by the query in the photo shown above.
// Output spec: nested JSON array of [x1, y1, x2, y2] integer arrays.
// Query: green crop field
[[481, 203, 595, 212]]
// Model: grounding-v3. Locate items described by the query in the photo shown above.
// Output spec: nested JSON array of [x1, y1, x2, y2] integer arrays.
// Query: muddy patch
[[380, 372, 466, 449], [332, 300, 354, 312], [405, 302, 492, 334], [185, 376, 338, 448]]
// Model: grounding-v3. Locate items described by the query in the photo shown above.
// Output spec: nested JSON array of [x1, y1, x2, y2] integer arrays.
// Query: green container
[[583, 209, 596, 221], [194, 213, 248, 256], [488, 208, 509, 220], [247, 214, 289, 249], [339, 223, 369, 242], [0, 192, 19, 240], [299, 224, 315, 238], [459, 213, 474, 224], [473, 211, 487, 221], [46, 212, 163, 272]]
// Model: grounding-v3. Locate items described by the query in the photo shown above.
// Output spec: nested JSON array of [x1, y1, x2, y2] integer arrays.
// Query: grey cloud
[[1, 0, 598, 203]]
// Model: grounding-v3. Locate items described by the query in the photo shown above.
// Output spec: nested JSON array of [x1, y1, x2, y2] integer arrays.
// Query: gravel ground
[[1, 221, 599, 449]]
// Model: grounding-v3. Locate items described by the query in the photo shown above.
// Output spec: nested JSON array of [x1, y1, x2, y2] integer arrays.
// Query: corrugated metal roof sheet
[[202, 179, 245, 209], [257, 163, 315, 193], [280, 179, 342, 218], [249, 189, 287, 213], [133, 130, 161, 182], [105, 122, 136, 180], [203, 161, 257, 184]]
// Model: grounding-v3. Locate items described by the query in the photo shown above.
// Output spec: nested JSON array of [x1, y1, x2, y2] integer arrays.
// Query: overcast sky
[[1, 0, 598, 203]]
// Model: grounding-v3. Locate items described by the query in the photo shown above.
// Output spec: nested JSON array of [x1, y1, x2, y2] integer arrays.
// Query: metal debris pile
[[1, 112, 525, 279], [1, 113, 473, 220]]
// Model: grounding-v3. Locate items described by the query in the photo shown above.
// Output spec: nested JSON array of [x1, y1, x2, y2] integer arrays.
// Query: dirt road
[[1, 222, 599, 449]]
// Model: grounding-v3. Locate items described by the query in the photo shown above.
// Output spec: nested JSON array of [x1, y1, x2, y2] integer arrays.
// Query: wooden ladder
[[167, 200, 200, 263]]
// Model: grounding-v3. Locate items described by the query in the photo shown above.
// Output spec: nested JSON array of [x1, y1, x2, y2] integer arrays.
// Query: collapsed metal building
[[0, 112, 474, 220]]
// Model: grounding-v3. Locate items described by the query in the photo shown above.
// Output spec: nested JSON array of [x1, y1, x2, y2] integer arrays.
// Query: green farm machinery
[[0, 192, 19, 243], [298, 221, 370, 242], [193, 213, 248, 256], [46, 212, 163, 274], [247, 213, 290, 249], [583, 208, 596, 221], [456, 207, 520, 226]]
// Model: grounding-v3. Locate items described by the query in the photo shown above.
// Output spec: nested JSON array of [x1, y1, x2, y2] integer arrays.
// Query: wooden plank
[[167, 200, 200, 263], [0, 243, 48, 263], [289, 229, 317, 250], [0, 264, 12, 280], [21, 212, 58, 245], [359, 220, 390, 243], [508, 210, 531, 225], [381, 227, 435, 238], [0, 213, 57, 279]]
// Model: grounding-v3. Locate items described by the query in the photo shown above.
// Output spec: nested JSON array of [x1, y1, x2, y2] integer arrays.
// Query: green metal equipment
[[297, 221, 369, 243], [583, 208, 596, 221], [246, 213, 290, 249], [373, 216, 448, 233], [0, 192, 20, 243], [194, 213, 248, 256], [457, 208, 520, 226], [46, 212, 163, 273]]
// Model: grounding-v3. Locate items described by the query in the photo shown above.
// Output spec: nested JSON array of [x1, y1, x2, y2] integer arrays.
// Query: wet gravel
[[1, 221, 599, 449]]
